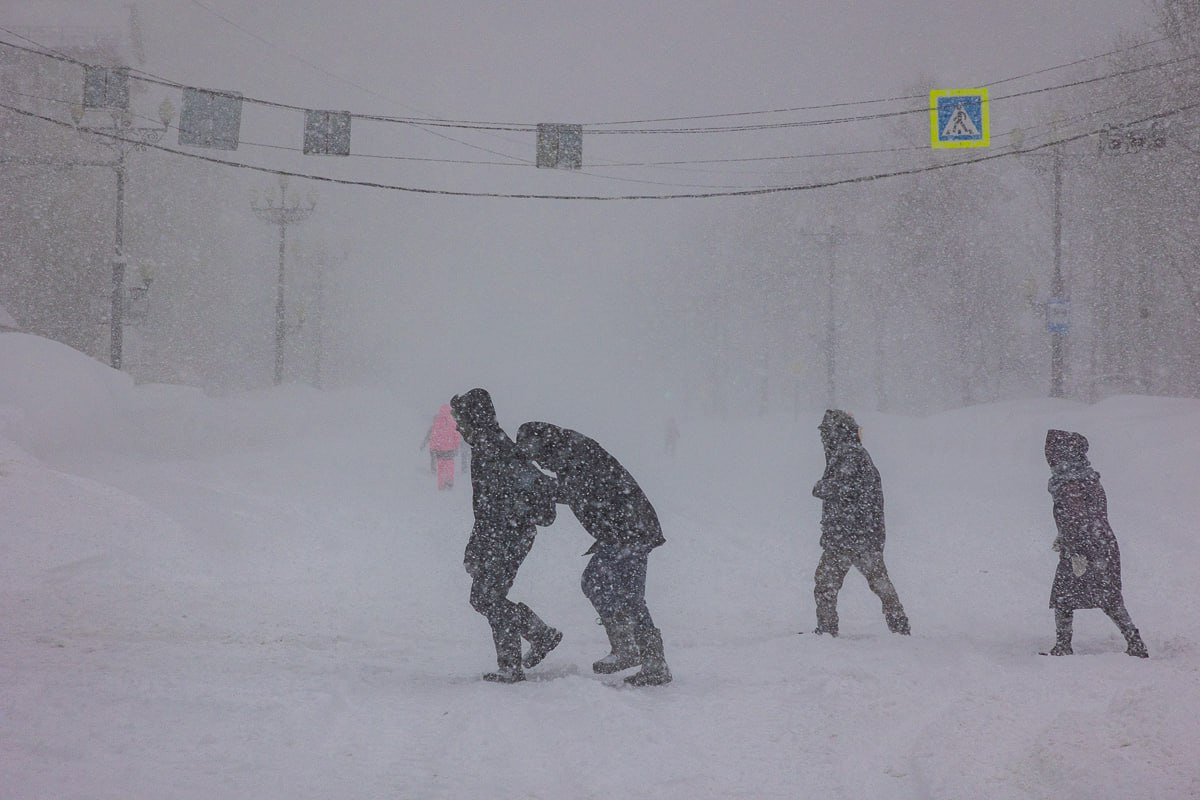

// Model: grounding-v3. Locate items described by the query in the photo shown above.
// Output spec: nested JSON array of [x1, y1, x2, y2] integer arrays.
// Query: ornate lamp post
[[71, 99, 175, 370], [251, 175, 316, 385]]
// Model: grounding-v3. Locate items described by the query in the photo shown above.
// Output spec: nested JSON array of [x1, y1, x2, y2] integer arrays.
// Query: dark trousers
[[582, 543, 655, 631], [465, 526, 535, 647], [1055, 601, 1139, 641], [814, 546, 908, 633]]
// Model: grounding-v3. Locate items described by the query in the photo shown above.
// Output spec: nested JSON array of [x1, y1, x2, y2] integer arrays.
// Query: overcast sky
[[2, 1, 1160, 424]]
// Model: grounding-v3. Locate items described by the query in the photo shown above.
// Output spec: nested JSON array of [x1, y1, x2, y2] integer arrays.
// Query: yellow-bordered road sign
[[930, 88, 989, 148]]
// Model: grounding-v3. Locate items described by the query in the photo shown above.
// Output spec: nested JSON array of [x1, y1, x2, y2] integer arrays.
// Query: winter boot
[[1049, 609, 1073, 656], [483, 622, 526, 683], [517, 603, 563, 669], [593, 616, 641, 674], [884, 606, 911, 636], [624, 627, 672, 687], [1125, 631, 1149, 658], [1105, 602, 1148, 658], [814, 601, 839, 637]]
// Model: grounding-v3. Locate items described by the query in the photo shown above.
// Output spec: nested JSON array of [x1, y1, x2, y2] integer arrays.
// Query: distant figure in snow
[[517, 421, 672, 686], [422, 404, 462, 490], [419, 415, 437, 473], [1043, 430, 1148, 657], [451, 389, 562, 683], [664, 417, 680, 457], [811, 409, 910, 637]]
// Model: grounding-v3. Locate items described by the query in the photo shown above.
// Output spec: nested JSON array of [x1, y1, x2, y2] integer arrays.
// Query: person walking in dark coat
[[516, 422, 672, 686], [811, 409, 910, 637], [450, 389, 563, 683], [1044, 429, 1148, 657]]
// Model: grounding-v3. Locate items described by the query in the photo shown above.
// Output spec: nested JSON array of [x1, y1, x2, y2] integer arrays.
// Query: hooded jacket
[[450, 389, 555, 530], [428, 404, 461, 454], [1045, 429, 1123, 610], [516, 421, 665, 551], [812, 410, 886, 551]]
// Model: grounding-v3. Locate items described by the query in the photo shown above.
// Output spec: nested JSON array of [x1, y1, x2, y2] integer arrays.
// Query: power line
[[0, 24, 533, 166], [4, 58, 1183, 183], [0, 33, 1193, 137], [5, 77, 1176, 180], [181, 2, 538, 164], [3, 97, 1197, 200]]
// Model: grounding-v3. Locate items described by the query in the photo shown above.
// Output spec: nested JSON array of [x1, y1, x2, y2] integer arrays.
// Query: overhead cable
[[2, 98, 1196, 200]]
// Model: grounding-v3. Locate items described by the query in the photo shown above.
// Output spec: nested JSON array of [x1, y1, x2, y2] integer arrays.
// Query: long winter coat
[[1046, 430, 1124, 611], [812, 410, 885, 552], [450, 390, 556, 536], [515, 422, 665, 552]]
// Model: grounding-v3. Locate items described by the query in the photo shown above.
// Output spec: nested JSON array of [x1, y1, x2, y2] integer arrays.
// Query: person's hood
[[819, 408, 859, 449], [1045, 429, 1090, 469], [449, 388, 498, 444]]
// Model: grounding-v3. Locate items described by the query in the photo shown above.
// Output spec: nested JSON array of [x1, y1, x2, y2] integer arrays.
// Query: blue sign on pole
[[1046, 298, 1070, 334]]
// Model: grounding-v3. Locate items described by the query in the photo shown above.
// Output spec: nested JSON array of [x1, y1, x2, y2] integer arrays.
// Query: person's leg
[[1104, 600, 1148, 657], [615, 546, 671, 687], [854, 550, 910, 634], [1050, 608, 1073, 655], [517, 601, 563, 668], [436, 455, 454, 490], [468, 533, 537, 681], [583, 544, 641, 673], [813, 549, 852, 635]]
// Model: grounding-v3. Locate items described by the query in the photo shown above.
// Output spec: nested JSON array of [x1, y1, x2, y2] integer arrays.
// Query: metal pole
[[252, 177, 314, 387], [1050, 144, 1065, 398], [110, 156, 126, 369], [825, 235, 837, 408], [274, 218, 287, 385], [313, 257, 325, 389]]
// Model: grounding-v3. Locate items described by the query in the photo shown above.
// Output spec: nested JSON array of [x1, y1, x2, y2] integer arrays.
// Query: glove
[[1071, 553, 1088, 577]]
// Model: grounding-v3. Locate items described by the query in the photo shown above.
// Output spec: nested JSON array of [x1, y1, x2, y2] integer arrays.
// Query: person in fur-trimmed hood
[[1044, 429, 1148, 657]]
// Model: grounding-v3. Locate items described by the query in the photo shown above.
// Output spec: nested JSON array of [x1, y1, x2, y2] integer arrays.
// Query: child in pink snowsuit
[[428, 404, 462, 490]]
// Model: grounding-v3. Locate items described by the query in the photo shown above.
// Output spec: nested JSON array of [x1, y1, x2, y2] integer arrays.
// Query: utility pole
[[1049, 142, 1066, 398], [71, 100, 174, 370], [796, 226, 846, 408], [313, 256, 325, 389], [1015, 123, 1077, 399], [251, 175, 315, 385]]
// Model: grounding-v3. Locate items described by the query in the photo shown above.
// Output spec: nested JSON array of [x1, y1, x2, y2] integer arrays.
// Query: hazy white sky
[[1, 1, 1161, 418]]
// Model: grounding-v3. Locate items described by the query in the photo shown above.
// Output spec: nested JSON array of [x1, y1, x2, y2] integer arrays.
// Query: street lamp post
[[1014, 124, 1076, 399], [72, 100, 174, 370], [1049, 143, 1066, 398], [796, 226, 847, 408], [251, 175, 316, 385]]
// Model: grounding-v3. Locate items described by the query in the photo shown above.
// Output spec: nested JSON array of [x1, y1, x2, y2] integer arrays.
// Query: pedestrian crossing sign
[[930, 88, 989, 148]]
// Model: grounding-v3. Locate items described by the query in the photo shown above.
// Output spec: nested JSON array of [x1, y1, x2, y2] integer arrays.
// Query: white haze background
[[3, 1, 1199, 798]]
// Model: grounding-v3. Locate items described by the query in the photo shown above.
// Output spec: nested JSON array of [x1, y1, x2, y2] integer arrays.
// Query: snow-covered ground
[[2, 330, 1197, 799]]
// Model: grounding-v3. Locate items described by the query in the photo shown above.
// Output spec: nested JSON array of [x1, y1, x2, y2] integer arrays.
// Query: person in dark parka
[[450, 389, 562, 683], [1044, 429, 1148, 657], [516, 421, 672, 686], [811, 409, 910, 637]]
